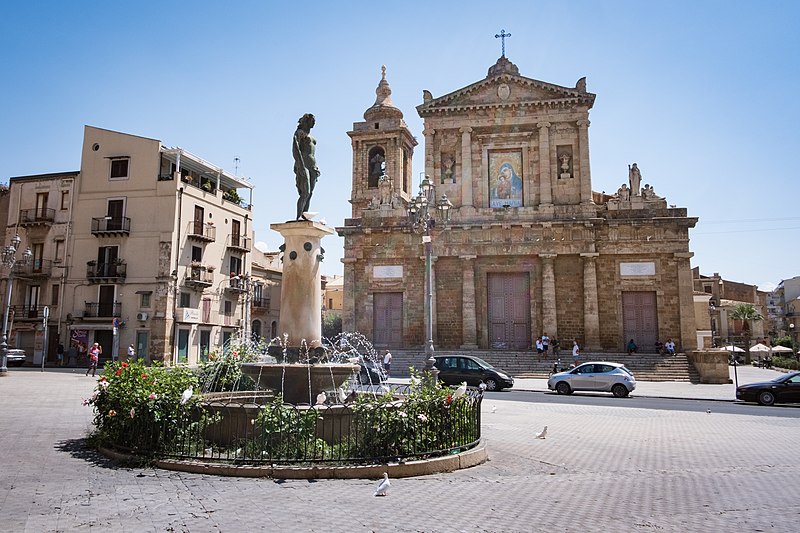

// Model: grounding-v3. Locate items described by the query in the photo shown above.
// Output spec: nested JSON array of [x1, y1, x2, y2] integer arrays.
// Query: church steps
[[387, 349, 700, 383]]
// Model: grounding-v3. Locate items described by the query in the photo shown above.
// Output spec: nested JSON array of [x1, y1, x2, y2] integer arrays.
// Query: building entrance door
[[373, 292, 402, 347], [622, 291, 658, 352], [487, 273, 531, 350]]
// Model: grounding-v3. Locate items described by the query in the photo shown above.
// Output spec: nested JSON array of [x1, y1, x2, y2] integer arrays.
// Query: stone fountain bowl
[[239, 362, 361, 405]]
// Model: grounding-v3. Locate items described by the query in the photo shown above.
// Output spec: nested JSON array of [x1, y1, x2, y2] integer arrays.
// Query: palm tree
[[729, 304, 763, 363]]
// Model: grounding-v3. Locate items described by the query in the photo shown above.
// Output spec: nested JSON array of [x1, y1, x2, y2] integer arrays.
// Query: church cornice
[[417, 72, 596, 117]]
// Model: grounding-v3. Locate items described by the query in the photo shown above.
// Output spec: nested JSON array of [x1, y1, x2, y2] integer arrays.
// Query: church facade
[[336, 57, 697, 353]]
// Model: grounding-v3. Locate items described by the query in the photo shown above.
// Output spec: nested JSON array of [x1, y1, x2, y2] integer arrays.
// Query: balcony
[[19, 208, 55, 227], [10, 305, 49, 320], [187, 221, 216, 242], [184, 266, 214, 289], [13, 259, 53, 278], [84, 301, 122, 318], [224, 276, 248, 295], [252, 297, 271, 312], [86, 260, 127, 283], [226, 234, 251, 253], [91, 217, 131, 236]]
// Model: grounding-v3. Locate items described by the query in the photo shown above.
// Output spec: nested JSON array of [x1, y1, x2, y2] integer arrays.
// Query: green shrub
[[772, 356, 800, 370], [84, 360, 201, 451]]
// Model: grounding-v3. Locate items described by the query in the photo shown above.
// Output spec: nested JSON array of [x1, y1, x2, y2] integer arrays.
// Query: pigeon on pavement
[[374, 472, 391, 496], [535, 426, 548, 439]]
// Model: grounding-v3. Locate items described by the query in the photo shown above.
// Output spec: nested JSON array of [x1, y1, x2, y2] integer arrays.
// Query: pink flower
[[130, 408, 136, 418], [417, 413, 428, 422], [148, 393, 157, 400]]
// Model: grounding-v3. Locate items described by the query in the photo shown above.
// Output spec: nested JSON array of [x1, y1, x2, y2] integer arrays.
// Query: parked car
[[356, 360, 387, 384], [5, 348, 26, 367], [736, 371, 800, 406], [433, 354, 514, 391], [547, 362, 636, 397]]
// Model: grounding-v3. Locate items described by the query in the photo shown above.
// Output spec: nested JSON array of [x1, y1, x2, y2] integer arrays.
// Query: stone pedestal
[[270, 220, 335, 348]]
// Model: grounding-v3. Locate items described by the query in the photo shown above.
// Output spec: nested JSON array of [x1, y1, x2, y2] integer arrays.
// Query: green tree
[[321, 311, 342, 340], [730, 304, 763, 363]]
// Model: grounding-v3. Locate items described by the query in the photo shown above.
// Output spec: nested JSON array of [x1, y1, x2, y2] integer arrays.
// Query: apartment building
[[249, 248, 282, 342], [4, 172, 77, 365], [63, 126, 254, 364]]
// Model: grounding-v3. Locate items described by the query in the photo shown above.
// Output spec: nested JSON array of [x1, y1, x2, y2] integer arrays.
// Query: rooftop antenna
[[234, 157, 240, 175]]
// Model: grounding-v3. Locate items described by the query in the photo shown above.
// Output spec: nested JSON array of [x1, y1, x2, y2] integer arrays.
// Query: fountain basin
[[239, 362, 360, 405]]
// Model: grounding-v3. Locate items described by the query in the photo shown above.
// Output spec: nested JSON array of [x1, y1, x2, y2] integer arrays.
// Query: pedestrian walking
[[127, 343, 135, 362], [542, 333, 550, 356], [552, 338, 560, 357], [572, 340, 580, 366], [86, 342, 101, 377], [56, 343, 65, 367], [382, 350, 392, 377]]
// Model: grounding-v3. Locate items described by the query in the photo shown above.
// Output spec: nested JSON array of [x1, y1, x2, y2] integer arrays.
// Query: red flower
[[445, 394, 453, 406], [141, 374, 147, 380], [116, 369, 122, 376], [121, 362, 129, 368]]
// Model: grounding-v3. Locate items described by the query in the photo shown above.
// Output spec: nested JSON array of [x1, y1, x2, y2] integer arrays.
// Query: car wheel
[[555, 381, 572, 395], [758, 390, 776, 406], [484, 378, 499, 391], [612, 384, 629, 398]]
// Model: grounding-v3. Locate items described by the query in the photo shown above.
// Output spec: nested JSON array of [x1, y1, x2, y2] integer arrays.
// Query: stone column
[[675, 252, 697, 351], [460, 126, 473, 207], [539, 254, 558, 340], [537, 122, 553, 206], [581, 253, 600, 349], [270, 220, 335, 348], [341, 258, 357, 334], [423, 127, 435, 181], [577, 119, 593, 204], [460, 255, 478, 349]]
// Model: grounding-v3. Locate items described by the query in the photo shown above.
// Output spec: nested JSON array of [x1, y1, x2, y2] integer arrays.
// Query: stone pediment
[[417, 57, 595, 116]]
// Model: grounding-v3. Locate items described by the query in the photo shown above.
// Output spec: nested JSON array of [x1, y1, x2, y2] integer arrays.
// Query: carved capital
[[459, 126, 473, 134], [537, 122, 551, 130], [539, 253, 557, 261], [580, 252, 600, 261], [576, 119, 590, 128], [423, 127, 436, 137]]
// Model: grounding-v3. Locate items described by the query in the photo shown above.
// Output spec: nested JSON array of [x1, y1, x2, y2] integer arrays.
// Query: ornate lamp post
[[0, 234, 33, 376], [407, 175, 452, 379], [708, 301, 716, 348]]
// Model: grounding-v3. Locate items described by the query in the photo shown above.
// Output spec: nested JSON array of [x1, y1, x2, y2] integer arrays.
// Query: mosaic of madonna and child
[[489, 150, 523, 208]]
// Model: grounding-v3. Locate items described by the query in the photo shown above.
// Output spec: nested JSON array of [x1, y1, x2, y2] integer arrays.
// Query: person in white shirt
[[382, 350, 392, 377], [665, 339, 676, 355], [127, 344, 136, 361]]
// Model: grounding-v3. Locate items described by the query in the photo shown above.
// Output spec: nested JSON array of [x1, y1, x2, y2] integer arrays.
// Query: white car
[[547, 362, 636, 397]]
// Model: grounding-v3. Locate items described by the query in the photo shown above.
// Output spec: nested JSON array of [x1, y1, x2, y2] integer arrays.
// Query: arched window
[[367, 147, 385, 188], [251, 320, 262, 342], [271, 321, 278, 339]]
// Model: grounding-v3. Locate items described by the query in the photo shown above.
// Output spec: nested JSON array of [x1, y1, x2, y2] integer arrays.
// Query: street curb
[[510, 387, 737, 403]]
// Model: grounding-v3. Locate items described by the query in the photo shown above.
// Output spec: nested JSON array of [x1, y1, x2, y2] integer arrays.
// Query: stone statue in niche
[[628, 163, 642, 196], [378, 173, 393, 206], [617, 183, 630, 201], [441, 154, 456, 184], [559, 152, 572, 179]]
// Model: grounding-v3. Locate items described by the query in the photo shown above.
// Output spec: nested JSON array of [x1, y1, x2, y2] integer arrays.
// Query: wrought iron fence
[[102, 386, 483, 465]]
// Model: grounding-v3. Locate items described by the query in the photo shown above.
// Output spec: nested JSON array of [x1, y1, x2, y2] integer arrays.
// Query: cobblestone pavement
[[1, 368, 799, 532]]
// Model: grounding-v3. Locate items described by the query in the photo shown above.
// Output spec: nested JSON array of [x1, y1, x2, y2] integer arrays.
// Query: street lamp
[[0, 234, 33, 376], [708, 301, 716, 348], [407, 175, 452, 380]]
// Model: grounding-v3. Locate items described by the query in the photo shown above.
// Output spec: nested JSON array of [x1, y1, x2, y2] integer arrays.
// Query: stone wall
[[687, 350, 731, 384]]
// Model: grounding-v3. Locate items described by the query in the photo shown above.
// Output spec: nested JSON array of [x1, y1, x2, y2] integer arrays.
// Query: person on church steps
[[627, 339, 638, 355]]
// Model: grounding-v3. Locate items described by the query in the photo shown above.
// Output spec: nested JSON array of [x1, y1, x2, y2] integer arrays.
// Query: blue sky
[[1, 1, 798, 290]]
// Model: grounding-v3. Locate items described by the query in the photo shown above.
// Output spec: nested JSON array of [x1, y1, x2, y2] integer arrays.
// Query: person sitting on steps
[[627, 339, 638, 355]]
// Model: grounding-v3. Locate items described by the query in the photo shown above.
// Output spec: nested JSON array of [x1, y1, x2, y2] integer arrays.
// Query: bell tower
[[347, 66, 417, 218]]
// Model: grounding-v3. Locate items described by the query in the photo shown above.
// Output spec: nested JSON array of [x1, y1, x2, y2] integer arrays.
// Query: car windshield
[[469, 356, 493, 369], [773, 372, 800, 383]]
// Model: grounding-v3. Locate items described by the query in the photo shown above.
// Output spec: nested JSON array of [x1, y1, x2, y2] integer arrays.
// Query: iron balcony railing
[[10, 305, 50, 320], [226, 234, 251, 253], [91, 217, 131, 235], [12, 258, 53, 278], [86, 260, 127, 281], [186, 221, 216, 242], [84, 301, 122, 318], [184, 266, 214, 289], [252, 297, 271, 310], [18, 208, 55, 225]]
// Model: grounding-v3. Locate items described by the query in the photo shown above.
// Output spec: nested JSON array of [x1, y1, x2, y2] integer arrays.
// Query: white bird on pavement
[[452, 382, 467, 400], [374, 472, 390, 496], [316, 391, 327, 405], [706, 409, 711, 414], [535, 426, 548, 439], [180, 386, 193, 405], [491, 405, 497, 413], [337, 387, 347, 404]]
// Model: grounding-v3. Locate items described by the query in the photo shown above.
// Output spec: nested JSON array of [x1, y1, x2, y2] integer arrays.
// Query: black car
[[433, 355, 514, 391], [736, 371, 800, 406]]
